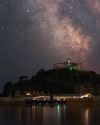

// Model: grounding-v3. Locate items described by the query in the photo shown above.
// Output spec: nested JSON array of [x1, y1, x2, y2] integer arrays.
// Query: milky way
[[25, 0, 92, 64], [0, 0, 100, 90]]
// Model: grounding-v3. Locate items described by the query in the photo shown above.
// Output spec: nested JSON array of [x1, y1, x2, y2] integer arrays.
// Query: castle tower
[[67, 58, 71, 66]]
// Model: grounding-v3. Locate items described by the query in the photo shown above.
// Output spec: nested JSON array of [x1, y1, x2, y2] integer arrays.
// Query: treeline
[[3, 69, 100, 96]]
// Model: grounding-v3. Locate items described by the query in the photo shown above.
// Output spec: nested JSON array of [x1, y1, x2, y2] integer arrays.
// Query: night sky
[[0, 0, 100, 91]]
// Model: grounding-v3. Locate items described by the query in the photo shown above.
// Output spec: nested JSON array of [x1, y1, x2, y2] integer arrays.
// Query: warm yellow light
[[80, 93, 91, 98], [26, 92, 31, 96]]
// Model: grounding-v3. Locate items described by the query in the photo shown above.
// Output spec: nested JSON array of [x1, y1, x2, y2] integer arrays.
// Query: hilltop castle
[[54, 58, 82, 71]]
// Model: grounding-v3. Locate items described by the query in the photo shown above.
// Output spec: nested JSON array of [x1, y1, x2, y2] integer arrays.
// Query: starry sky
[[0, 0, 100, 91]]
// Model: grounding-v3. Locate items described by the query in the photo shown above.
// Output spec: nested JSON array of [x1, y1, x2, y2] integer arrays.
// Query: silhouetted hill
[[3, 69, 100, 96]]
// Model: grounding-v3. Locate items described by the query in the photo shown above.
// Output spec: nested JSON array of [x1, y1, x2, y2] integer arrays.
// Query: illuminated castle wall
[[54, 62, 67, 69]]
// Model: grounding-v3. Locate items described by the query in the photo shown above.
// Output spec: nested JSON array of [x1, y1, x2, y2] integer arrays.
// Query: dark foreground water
[[0, 105, 100, 125]]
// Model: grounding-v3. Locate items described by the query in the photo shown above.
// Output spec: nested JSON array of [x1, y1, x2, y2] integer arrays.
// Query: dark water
[[0, 105, 100, 125]]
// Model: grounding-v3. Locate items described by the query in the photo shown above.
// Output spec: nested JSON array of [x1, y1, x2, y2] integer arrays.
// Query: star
[[26, 9, 30, 13], [1, 25, 5, 29]]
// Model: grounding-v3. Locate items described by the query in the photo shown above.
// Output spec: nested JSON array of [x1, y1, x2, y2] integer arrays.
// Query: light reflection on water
[[0, 105, 100, 125], [84, 108, 90, 125]]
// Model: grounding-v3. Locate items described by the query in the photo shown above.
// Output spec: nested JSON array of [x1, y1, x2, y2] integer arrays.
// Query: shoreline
[[0, 96, 99, 106]]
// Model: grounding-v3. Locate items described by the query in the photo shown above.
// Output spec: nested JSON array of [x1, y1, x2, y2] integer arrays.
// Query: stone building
[[54, 58, 82, 71]]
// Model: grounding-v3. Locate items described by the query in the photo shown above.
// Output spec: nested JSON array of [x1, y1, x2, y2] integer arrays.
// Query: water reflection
[[0, 105, 100, 125], [84, 108, 90, 125], [56, 105, 61, 125]]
